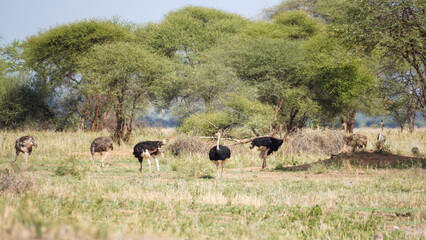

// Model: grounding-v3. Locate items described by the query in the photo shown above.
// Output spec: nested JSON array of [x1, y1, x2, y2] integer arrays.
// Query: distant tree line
[[0, 0, 424, 143]]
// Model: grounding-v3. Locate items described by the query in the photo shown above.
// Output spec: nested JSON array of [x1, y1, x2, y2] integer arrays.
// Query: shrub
[[167, 134, 211, 156], [179, 111, 235, 136], [0, 168, 33, 195], [54, 156, 87, 179]]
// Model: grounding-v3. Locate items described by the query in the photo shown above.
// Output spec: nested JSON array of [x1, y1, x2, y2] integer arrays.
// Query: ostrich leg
[[14, 150, 19, 162], [262, 150, 268, 169], [139, 161, 143, 173], [104, 152, 109, 166], [24, 152, 29, 164], [155, 157, 160, 172], [147, 159, 152, 176], [100, 152, 105, 168], [214, 161, 220, 179], [220, 161, 224, 178]]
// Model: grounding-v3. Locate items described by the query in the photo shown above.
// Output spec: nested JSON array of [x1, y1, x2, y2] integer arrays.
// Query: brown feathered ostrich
[[341, 122, 367, 152], [90, 137, 114, 167], [14, 136, 37, 164], [209, 132, 231, 179], [133, 139, 169, 176]]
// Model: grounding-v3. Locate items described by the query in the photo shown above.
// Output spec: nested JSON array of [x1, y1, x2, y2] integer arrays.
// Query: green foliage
[[136, 6, 247, 60], [78, 42, 171, 142], [302, 33, 377, 118], [23, 19, 132, 85], [179, 111, 235, 135], [272, 11, 320, 39], [225, 93, 273, 135], [0, 73, 52, 128], [54, 156, 88, 179], [336, 0, 425, 109]]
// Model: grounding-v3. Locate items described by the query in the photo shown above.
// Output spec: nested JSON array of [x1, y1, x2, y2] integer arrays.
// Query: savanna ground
[[0, 128, 425, 239]]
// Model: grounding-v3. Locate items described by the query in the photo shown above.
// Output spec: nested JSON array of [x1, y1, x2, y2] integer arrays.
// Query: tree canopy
[[1, 3, 424, 134]]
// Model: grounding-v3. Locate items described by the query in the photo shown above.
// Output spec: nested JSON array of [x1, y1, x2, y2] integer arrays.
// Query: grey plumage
[[14, 136, 37, 163], [90, 137, 114, 167]]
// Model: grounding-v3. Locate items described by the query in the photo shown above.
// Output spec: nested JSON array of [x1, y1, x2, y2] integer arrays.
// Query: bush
[[0, 168, 33, 195], [179, 111, 235, 136], [167, 134, 211, 156], [54, 156, 87, 179]]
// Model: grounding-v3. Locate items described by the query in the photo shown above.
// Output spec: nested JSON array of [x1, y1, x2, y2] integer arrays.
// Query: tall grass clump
[[54, 155, 88, 179], [0, 168, 32, 195]]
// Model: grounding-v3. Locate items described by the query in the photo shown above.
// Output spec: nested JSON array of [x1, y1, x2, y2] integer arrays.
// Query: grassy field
[[0, 128, 425, 239]]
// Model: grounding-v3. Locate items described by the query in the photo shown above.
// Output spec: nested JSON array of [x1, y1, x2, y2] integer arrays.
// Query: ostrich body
[[133, 139, 168, 176], [376, 120, 386, 152], [341, 122, 367, 152], [209, 132, 231, 179], [250, 136, 283, 169], [343, 134, 368, 151], [14, 136, 37, 163], [412, 147, 419, 155], [90, 137, 114, 167]]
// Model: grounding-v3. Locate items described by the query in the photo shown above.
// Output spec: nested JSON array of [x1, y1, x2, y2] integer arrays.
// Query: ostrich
[[90, 137, 114, 167], [209, 132, 231, 179], [133, 139, 169, 176], [341, 122, 367, 152], [250, 136, 283, 169], [375, 120, 387, 152], [412, 147, 419, 155], [14, 136, 38, 164]]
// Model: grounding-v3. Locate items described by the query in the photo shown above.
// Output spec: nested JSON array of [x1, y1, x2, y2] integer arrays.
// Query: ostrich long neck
[[216, 133, 221, 150]]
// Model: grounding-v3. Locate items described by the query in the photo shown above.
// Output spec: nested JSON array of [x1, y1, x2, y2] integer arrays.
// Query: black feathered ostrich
[[133, 139, 169, 176], [250, 136, 284, 169], [14, 136, 38, 164], [90, 137, 114, 167], [209, 132, 231, 179]]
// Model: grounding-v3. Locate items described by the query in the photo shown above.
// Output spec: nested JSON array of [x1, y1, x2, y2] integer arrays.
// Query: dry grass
[[0, 127, 425, 239]]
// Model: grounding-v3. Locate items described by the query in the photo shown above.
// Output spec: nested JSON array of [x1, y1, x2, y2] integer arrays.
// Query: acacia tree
[[206, 11, 325, 132], [338, 0, 425, 112], [78, 42, 170, 144], [135, 6, 248, 60], [136, 6, 248, 126], [22, 19, 132, 129], [302, 32, 377, 133]]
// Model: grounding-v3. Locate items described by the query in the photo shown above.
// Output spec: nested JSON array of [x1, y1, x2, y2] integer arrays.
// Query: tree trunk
[[344, 110, 356, 134], [286, 108, 299, 133], [115, 95, 125, 145], [408, 111, 416, 133], [91, 102, 102, 131], [270, 98, 284, 136], [124, 94, 141, 143]]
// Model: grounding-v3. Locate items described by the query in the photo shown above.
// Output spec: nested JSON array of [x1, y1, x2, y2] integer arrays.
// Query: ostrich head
[[31, 139, 38, 148]]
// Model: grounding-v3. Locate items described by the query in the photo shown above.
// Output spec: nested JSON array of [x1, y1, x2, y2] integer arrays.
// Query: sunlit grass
[[0, 128, 425, 239]]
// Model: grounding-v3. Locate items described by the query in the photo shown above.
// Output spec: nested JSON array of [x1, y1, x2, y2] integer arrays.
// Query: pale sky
[[0, 0, 283, 43]]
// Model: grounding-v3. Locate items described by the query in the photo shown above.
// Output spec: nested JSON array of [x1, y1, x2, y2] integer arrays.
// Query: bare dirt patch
[[277, 152, 425, 171]]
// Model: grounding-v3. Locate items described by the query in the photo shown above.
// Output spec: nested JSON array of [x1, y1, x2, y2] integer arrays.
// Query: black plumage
[[90, 137, 114, 167], [14, 136, 37, 163], [209, 145, 231, 161], [250, 137, 283, 155], [133, 140, 168, 175], [250, 136, 284, 169], [209, 132, 231, 179]]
